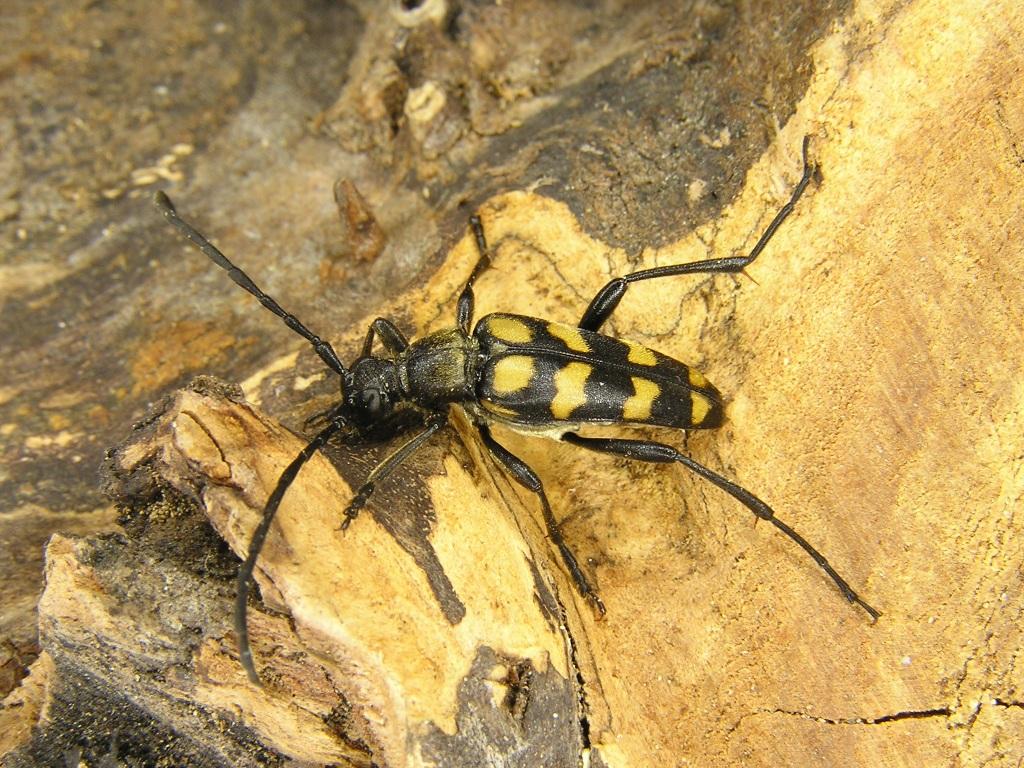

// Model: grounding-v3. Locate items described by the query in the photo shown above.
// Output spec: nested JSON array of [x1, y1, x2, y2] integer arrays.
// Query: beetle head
[[343, 357, 401, 429]]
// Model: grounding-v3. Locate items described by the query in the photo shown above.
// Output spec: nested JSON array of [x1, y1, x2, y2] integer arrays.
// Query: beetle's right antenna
[[235, 414, 349, 685], [154, 191, 347, 376]]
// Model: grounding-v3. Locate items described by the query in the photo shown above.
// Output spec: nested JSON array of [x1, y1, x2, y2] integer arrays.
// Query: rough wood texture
[[54, 379, 577, 766], [3, 0, 1023, 766]]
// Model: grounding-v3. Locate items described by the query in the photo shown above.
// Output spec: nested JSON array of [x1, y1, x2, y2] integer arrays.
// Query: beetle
[[155, 137, 878, 685]]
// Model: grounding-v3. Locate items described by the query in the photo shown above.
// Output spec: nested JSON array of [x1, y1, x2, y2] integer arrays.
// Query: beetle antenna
[[154, 191, 347, 376], [235, 415, 348, 685]]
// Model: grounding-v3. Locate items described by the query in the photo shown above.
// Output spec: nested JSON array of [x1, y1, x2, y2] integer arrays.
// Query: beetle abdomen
[[473, 313, 723, 428]]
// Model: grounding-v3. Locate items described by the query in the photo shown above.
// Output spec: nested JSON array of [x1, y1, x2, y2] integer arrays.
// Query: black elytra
[[154, 137, 878, 686]]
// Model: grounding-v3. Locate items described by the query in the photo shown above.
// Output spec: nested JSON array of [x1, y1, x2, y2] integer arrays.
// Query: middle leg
[[477, 423, 606, 616], [456, 215, 493, 334], [579, 137, 815, 332]]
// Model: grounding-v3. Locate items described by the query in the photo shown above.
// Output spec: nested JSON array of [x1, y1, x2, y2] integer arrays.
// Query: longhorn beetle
[[155, 137, 878, 685]]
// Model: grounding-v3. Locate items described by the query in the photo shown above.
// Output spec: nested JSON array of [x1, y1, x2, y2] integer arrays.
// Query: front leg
[[357, 317, 409, 360], [341, 412, 448, 528]]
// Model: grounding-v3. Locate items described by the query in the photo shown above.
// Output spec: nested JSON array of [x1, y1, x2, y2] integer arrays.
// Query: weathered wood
[[40, 379, 578, 766], [3, 0, 1023, 766]]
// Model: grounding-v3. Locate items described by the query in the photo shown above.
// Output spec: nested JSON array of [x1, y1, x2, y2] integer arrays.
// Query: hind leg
[[560, 431, 879, 620]]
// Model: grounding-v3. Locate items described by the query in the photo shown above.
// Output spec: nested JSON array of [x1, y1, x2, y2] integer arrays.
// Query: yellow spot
[[488, 316, 533, 344], [627, 341, 657, 366], [547, 322, 591, 353], [551, 363, 591, 419], [691, 393, 712, 424], [492, 355, 534, 394], [623, 377, 659, 421], [688, 367, 709, 388]]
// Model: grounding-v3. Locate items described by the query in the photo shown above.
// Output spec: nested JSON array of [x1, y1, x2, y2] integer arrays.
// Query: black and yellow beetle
[[155, 137, 878, 685]]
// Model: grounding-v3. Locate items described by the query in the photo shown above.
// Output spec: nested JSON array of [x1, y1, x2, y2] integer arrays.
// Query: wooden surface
[[3, 0, 1023, 766]]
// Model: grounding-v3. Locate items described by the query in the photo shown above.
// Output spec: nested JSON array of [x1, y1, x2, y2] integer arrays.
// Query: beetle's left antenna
[[234, 414, 349, 685], [154, 191, 347, 376]]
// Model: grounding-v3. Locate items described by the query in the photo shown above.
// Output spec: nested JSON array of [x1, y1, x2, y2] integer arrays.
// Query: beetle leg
[[477, 423, 606, 617], [579, 137, 815, 333], [340, 412, 448, 528], [560, 432, 880, 621], [357, 317, 409, 361], [456, 215, 493, 334]]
